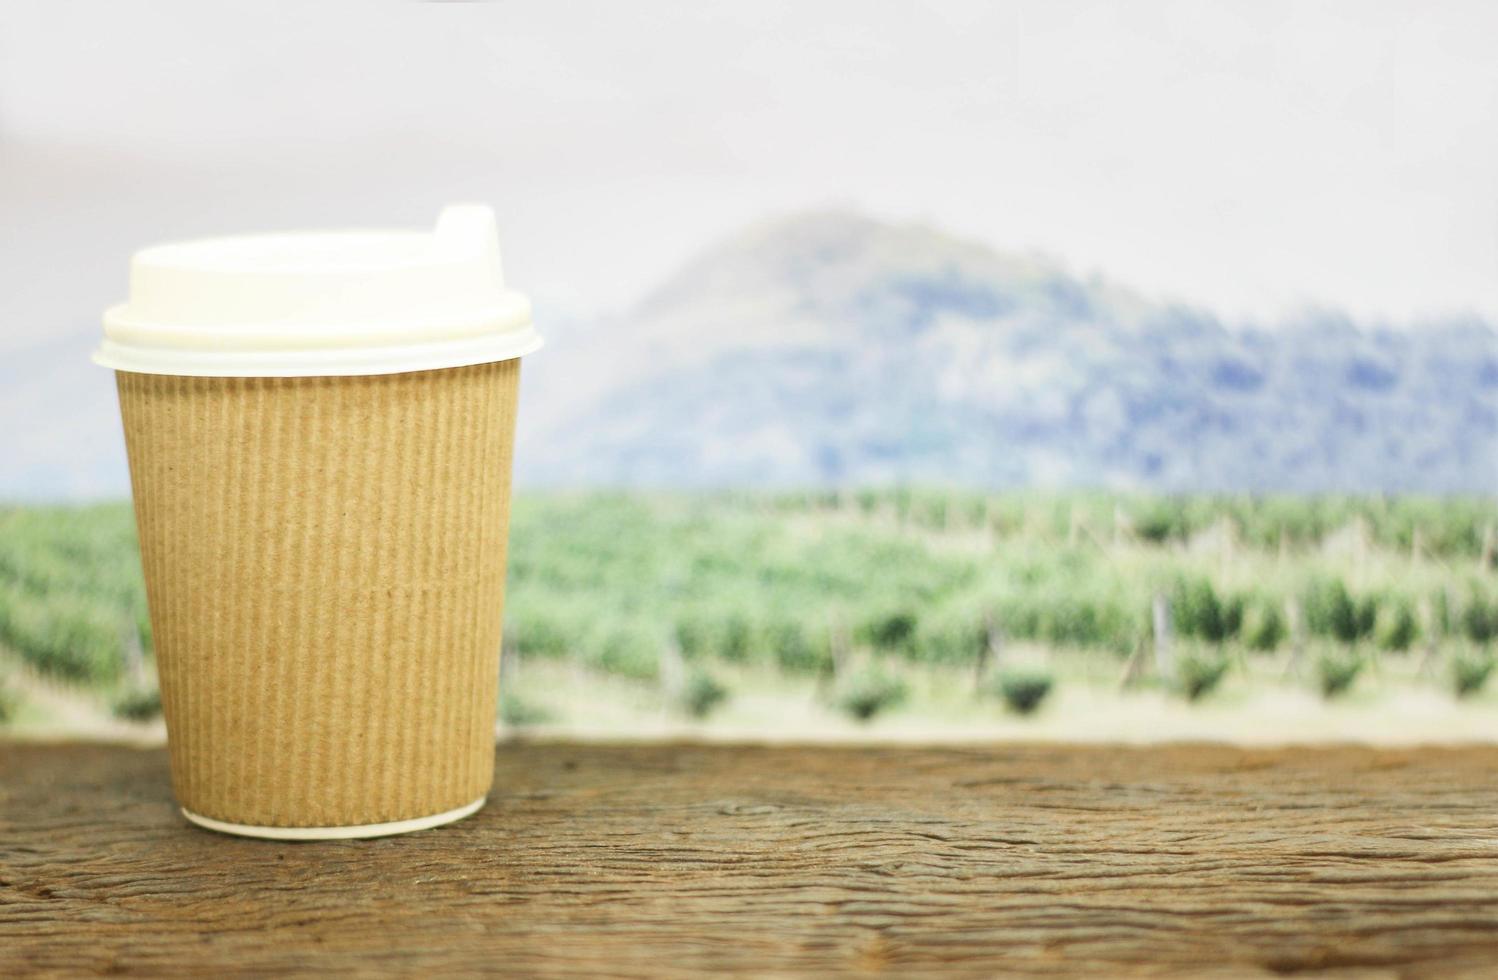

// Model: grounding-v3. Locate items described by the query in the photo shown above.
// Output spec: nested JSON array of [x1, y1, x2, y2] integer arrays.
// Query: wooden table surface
[[5, 741, 1498, 978]]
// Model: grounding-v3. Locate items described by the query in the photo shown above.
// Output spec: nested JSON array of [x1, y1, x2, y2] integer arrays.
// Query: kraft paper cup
[[96, 207, 541, 839]]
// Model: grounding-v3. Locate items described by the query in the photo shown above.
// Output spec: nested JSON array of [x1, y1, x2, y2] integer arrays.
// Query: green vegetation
[[499, 693, 553, 727], [506, 492, 1493, 689], [1305, 579, 1377, 647], [1178, 651, 1231, 702], [833, 668, 908, 722], [2, 492, 1495, 729], [1242, 603, 1286, 652], [1452, 651, 1496, 699], [0, 679, 19, 724], [111, 687, 163, 722], [1316, 649, 1365, 700], [680, 670, 730, 719], [0, 504, 146, 685], [1375, 601, 1419, 653], [992, 669, 1054, 715]]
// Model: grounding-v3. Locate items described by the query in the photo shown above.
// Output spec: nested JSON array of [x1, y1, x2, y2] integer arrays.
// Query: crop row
[[761, 489, 1498, 560], [2, 495, 1495, 690]]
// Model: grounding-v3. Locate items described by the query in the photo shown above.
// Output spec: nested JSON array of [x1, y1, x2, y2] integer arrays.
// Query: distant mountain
[[518, 211, 1497, 492], [2, 210, 1494, 498]]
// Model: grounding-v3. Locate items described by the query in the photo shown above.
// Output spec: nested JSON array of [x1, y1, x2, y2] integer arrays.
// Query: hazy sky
[[2, 0, 1496, 326]]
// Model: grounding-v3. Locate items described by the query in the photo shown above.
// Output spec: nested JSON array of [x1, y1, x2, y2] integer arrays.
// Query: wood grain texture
[[5, 741, 1498, 977]]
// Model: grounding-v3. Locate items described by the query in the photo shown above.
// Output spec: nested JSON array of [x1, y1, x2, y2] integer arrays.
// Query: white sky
[[2, 0, 1496, 325]]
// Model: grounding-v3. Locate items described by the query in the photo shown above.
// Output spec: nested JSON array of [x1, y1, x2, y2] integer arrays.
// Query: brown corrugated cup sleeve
[[117, 360, 519, 830]]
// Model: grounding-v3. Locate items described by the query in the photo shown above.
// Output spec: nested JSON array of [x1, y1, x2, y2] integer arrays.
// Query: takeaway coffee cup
[[94, 206, 541, 839]]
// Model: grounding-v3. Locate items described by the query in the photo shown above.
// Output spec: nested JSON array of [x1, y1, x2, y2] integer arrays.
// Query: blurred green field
[[1, 492, 1496, 733]]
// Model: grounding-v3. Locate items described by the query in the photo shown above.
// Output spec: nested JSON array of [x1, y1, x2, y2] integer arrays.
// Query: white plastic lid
[[94, 205, 541, 377]]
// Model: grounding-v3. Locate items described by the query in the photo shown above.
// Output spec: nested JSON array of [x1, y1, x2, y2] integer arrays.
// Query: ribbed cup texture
[[116, 361, 519, 828]]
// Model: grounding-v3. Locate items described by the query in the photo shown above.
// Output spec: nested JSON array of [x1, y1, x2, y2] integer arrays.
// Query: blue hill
[[519, 212, 1498, 492]]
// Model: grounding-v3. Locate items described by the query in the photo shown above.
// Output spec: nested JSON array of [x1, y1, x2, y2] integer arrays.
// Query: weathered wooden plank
[[5, 742, 1498, 977]]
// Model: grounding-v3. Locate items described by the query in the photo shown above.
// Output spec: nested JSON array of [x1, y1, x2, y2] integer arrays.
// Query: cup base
[[181, 796, 486, 841]]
